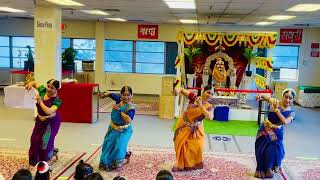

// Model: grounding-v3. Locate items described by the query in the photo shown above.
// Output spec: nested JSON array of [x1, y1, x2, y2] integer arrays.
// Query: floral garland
[[256, 57, 273, 72], [255, 74, 267, 89], [178, 32, 278, 48]]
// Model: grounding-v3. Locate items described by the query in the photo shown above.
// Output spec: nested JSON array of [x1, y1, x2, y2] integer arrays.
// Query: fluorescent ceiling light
[[287, 4, 320, 12], [267, 15, 296, 20], [164, 0, 196, 9], [105, 18, 126, 22], [45, 0, 84, 6], [0, 7, 26, 13], [179, 19, 197, 24], [255, 22, 276, 26], [80, 10, 110, 15]]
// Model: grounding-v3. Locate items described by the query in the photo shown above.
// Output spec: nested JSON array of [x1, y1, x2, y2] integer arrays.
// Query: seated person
[[74, 160, 93, 180], [156, 170, 173, 180], [12, 169, 32, 180]]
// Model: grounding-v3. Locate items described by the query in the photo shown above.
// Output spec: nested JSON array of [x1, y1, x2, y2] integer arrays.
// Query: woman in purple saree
[[255, 88, 296, 178], [26, 79, 62, 166]]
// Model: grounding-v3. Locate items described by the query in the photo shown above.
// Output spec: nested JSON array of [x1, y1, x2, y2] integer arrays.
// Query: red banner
[[311, 42, 319, 49], [280, 28, 303, 43], [138, 24, 158, 39], [311, 51, 319, 57]]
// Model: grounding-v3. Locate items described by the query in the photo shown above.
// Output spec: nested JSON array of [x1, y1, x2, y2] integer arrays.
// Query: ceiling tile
[[2, 0, 320, 26], [225, 9, 253, 14], [227, 2, 261, 10], [218, 17, 242, 23]]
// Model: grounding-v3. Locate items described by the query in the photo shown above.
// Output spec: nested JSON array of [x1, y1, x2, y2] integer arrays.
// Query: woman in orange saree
[[172, 86, 215, 172]]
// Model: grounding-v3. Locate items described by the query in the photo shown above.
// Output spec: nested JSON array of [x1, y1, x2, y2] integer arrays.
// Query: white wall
[[297, 28, 320, 87], [105, 73, 165, 95], [0, 18, 33, 36]]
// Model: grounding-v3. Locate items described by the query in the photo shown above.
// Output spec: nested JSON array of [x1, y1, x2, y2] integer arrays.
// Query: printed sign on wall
[[310, 51, 319, 57], [35, 18, 55, 32], [311, 42, 320, 57], [138, 24, 158, 39], [280, 28, 303, 43], [311, 42, 319, 49]]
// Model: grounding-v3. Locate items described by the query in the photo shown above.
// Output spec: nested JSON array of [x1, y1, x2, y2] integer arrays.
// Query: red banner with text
[[138, 24, 158, 39], [280, 28, 303, 44]]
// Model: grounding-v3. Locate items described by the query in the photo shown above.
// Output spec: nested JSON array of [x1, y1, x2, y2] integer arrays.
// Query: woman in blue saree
[[98, 86, 136, 171], [255, 88, 296, 178]]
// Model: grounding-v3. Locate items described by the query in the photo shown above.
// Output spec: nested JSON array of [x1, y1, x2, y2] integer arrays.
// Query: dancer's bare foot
[[99, 164, 114, 172], [48, 148, 59, 166], [171, 167, 179, 172], [53, 148, 59, 160], [274, 166, 283, 173], [264, 169, 273, 178], [125, 151, 132, 164], [254, 171, 262, 178]]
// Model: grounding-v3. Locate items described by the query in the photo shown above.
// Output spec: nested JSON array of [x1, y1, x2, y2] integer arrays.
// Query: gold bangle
[[274, 109, 279, 113]]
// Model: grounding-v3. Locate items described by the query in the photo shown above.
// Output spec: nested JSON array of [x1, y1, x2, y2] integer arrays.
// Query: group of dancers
[[25, 79, 296, 179]]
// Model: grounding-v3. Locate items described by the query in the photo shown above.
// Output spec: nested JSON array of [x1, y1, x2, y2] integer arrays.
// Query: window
[[0, 37, 94, 70], [136, 41, 164, 74], [73, 39, 96, 60], [268, 45, 299, 81], [12, 37, 34, 68], [73, 39, 96, 72], [0, 36, 10, 68], [62, 38, 71, 52], [104, 40, 165, 74], [105, 40, 133, 72]]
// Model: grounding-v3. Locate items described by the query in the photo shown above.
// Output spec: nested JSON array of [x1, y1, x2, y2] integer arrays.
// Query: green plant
[[25, 45, 34, 62], [243, 47, 262, 72], [62, 47, 77, 65], [184, 47, 202, 73]]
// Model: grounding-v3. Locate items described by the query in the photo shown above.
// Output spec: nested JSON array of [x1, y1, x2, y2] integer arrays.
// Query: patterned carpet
[[80, 145, 320, 180], [99, 97, 159, 116], [0, 148, 85, 180]]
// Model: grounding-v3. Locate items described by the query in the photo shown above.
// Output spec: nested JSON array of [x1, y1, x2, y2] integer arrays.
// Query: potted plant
[[62, 47, 77, 71], [243, 47, 261, 77], [184, 47, 202, 87], [184, 47, 202, 74], [24, 45, 34, 71]]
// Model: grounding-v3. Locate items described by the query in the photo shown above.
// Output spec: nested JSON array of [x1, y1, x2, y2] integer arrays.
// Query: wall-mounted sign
[[280, 28, 303, 43], [311, 42, 320, 49], [138, 24, 158, 39], [310, 51, 319, 57], [35, 18, 55, 32]]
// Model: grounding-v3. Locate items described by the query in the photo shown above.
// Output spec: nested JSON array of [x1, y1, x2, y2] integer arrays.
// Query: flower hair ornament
[[35, 161, 50, 174], [282, 88, 296, 98]]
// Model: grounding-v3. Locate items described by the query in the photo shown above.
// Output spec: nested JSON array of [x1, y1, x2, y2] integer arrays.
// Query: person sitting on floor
[[156, 170, 174, 180], [113, 176, 126, 180], [35, 161, 51, 180], [12, 169, 32, 180], [84, 173, 103, 180], [74, 160, 93, 180]]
